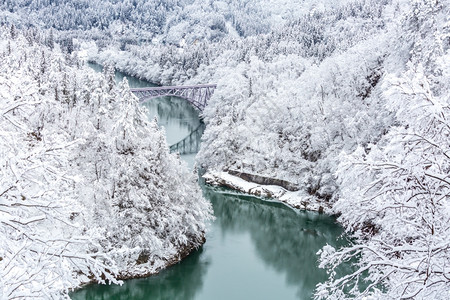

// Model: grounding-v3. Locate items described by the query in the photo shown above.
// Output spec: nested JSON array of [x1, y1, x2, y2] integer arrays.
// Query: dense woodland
[[0, 0, 350, 44], [0, 0, 449, 299], [0, 27, 212, 298]]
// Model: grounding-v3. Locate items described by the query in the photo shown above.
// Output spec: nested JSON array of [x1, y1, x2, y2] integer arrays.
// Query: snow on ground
[[203, 170, 330, 213]]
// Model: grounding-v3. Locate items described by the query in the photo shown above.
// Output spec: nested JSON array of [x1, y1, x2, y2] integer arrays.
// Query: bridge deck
[[131, 83, 217, 112], [131, 84, 216, 151], [130, 84, 217, 92]]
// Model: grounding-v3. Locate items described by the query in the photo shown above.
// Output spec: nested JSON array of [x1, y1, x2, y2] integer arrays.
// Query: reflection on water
[[140, 96, 200, 169], [170, 123, 205, 155], [197, 186, 348, 300], [76, 63, 348, 300], [88, 62, 201, 168], [140, 97, 201, 146], [72, 184, 347, 300], [72, 248, 209, 300]]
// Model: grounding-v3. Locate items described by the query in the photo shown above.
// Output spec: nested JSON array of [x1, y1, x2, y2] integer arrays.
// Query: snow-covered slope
[[0, 26, 212, 298], [1, 0, 448, 298], [89, 1, 450, 298], [0, 0, 353, 44]]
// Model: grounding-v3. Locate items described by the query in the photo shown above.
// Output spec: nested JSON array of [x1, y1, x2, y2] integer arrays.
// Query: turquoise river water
[[71, 64, 348, 300]]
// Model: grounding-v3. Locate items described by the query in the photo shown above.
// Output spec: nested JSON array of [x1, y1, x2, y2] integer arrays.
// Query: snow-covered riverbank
[[203, 171, 330, 213]]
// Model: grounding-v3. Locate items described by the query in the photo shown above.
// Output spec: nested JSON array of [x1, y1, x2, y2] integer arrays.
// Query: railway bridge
[[130, 84, 216, 112], [130, 84, 216, 154]]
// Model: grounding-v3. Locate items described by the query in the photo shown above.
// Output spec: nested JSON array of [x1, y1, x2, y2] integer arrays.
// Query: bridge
[[130, 84, 216, 154], [130, 84, 217, 111]]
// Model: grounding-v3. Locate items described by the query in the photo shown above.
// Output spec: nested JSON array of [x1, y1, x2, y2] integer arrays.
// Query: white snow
[[203, 171, 330, 213]]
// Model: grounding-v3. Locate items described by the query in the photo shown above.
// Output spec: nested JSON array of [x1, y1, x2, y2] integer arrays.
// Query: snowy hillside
[[0, 26, 212, 298], [90, 0, 450, 298], [0, 0, 352, 43], [0, 0, 449, 299]]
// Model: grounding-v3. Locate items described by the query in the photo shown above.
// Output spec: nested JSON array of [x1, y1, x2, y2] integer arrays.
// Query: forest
[[0, 26, 212, 298], [0, 0, 449, 299]]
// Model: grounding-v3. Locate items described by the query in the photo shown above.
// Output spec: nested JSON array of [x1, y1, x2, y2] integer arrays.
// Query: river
[[71, 64, 347, 300]]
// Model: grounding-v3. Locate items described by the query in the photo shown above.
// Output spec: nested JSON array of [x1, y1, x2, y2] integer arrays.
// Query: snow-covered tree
[[73, 77, 213, 277], [0, 24, 213, 298], [316, 61, 450, 299], [0, 30, 119, 298], [315, 1, 450, 297]]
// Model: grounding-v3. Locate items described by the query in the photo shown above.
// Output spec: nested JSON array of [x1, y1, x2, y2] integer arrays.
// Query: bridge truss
[[130, 84, 217, 111]]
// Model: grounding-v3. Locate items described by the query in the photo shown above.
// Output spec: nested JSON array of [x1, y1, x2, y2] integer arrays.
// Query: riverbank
[[72, 178, 345, 300], [106, 235, 206, 281], [70, 51, 345, 300], [85, 64, 210, 279], [203, 170, 331, 213]]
